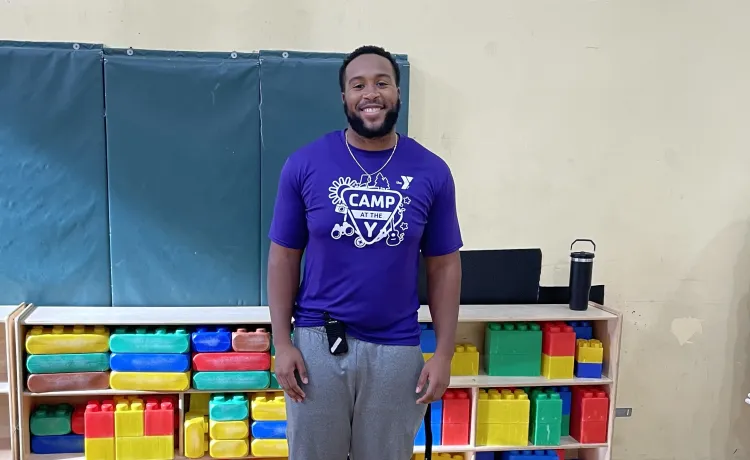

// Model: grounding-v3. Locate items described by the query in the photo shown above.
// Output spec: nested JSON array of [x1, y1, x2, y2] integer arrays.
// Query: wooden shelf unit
[[14, 302, 622, 460], [0, 304, 26, 460]]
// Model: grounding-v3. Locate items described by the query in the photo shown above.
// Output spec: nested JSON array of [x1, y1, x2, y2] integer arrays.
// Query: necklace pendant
[[359, 173, 372, 185]]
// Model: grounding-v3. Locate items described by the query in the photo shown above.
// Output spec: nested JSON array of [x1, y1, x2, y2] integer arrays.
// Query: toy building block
[[501, 451, 559, 459], [209, 419, 249, 440], [109, 327, 189, 354], [570, 386, 609, 444], [232, 328, 271, 352], [568, 321, 593, 340], [450, 344, 479, 376], [115, 398, 145, 438], [28, 372, 111, 393], [72, 405, 86, 435], [31, 404, 74, 436], [193, 352, 271, 371], [548, 386, 572, 436], [542, 323, 576, 357], [110, 353, 190, 373], [251, 420, 287, 439], [110, 371, 190, 392], [251, 438, 289, 457], [192, 370, 270, 390], [30, 434, 85, 455], [209, 394, 249, 421], [484, 322, 542, 376], [191, 327, 232, 352], [441, 389, 470, 445], [575, 339, 604, 378], [420, 324, 437, 353], [26, 325, 110, 354], [414, 400, 442, 446], [84, 401, 115, 460], [251, 392, 287, 421], [183, 413, 208, 459], [475, 388, 530, 446], [27, 352, 110, 374], [145, 399, 174, 436], [529, 389, 562, 445], [542, 354, 574, 380]]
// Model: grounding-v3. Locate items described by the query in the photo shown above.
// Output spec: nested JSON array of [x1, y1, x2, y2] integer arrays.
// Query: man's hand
[[415, 353, 452, 404], [274, 343, 309, 403]]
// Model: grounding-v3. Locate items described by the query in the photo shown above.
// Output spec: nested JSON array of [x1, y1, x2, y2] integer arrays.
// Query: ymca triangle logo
[[328, 174, 409, 248]]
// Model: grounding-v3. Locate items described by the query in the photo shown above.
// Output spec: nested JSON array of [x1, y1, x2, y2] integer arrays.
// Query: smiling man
[[267, 45, 463, 459]]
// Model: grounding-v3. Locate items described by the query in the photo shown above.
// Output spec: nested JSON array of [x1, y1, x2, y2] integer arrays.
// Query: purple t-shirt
[[268, 130, 462, 345]]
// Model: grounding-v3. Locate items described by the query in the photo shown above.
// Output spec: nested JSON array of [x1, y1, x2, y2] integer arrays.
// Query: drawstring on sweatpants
[[424, 402, 432, 459]]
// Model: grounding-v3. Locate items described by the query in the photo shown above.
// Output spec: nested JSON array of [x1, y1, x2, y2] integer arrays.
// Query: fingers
[[278, 361, 307, 403], [297, 359, 309, 385], [415, 368, 429, 394]]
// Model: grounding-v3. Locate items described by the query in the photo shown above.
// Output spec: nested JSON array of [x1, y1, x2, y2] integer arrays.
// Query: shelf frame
[[14, 302, 622, 460]]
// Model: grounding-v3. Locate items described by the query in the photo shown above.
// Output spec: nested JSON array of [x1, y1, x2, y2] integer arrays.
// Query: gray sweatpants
[[285, 326, 428, 460]]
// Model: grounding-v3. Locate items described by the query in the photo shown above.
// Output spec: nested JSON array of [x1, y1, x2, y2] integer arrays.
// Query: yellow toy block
[[209, 419, 249, 440], [115, 398, 144, 437], [115, 435, 173, 460], [251, 438, 289, 457], [450, 344, 479, 376], [183, 412, 208, 459], [270, 355, 275, 372], [251, 392, 286, 421], [575, 339, 604, 363], [85, 436, 115, 460], [209, 439, 249, 458], [542, 354, 574, 379], [477, 388, 530, 424], [188, 393, 210, 415], [25, 325, 110, 354], [423, 352, 434, 362], [476, 421, 528, 446], [110, 371, 190, 391]]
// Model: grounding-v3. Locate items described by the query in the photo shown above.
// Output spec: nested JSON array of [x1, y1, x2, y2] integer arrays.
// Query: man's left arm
[[416, 168, 463, 404]]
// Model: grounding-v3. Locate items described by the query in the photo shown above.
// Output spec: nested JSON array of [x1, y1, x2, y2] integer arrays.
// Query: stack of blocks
[[547, 386, 572, 436], [570, 386, 609, 444], [414, 399, 442, 446], [541, 323, 576, 380], [250, 392, 289, 456], [484, 323, 542, 376], [190, 327, 271, 391], [475, 388, 529, 447], [441, 389, 471, 446], [574, 339, 604, 378], [29, 403, 85, 454], [207, 394, 250, 458], [529, 389, 562, 445], [25, 325, 111, 393], [109, 328, 191, 391], [85, 396, 175, 460], [420, 324, 437, 360]]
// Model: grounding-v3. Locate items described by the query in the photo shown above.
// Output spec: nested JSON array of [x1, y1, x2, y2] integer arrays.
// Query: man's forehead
[[346, 54, 394, 79]]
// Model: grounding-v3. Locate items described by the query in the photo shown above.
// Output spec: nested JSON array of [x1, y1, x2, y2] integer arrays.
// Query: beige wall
[[2, 0, 749, 458]]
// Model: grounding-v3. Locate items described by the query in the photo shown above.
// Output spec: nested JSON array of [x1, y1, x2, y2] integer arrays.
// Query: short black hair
[[339, 45, 400, 92]]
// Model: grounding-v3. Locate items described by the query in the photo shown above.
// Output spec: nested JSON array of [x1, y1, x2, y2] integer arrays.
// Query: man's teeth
[[363, 107, 381, 113]]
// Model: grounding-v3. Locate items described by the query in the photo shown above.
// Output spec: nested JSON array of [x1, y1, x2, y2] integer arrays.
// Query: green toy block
[[485, 353, 541, 376], [30, 404, 73, 436], [208, 394, 249, 421], [561, 414, 570, 436], [193, 371, 270, 391], [269, 373, 281, 389], [109, 327, 189, 353], [26, 353, 110, 374], [485, 322, 542, 355], [529, 390, 563, 445]]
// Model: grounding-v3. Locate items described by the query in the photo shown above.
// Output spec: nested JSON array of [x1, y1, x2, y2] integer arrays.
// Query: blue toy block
[[110, 352, 190, 372], [575, 361, 603, 378], [251, 420, 287, 439], [568, 321, 593, 340], [558, 386, 572, 415], [475, 453, 495, 460], [414, 399, 442, 446], [31, 434, 84, 454], [420, 323, 437, 353], [502, 450, 558, 460], [191, 327, 232, 352]]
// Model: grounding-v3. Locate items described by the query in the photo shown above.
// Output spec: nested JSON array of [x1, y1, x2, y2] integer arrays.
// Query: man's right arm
[[267, 242, 302, 348]]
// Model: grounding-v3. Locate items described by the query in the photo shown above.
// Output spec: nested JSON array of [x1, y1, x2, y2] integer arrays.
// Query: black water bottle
[[569, 239, 596, 311]]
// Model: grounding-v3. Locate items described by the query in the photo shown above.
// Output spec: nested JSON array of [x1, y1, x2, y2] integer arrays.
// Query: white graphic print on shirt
[[328, 173, 411, 248]]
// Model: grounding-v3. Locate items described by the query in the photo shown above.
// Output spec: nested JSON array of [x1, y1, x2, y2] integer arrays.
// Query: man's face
[[342, 54, 400, 139]]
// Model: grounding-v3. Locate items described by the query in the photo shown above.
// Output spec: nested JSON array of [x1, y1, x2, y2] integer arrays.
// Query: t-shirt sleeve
[[420, 168, 463, 257], [268, 156, 308, 250]]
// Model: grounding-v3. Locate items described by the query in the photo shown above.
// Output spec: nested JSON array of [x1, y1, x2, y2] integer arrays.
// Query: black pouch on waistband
[[323, 312, 348, 355]]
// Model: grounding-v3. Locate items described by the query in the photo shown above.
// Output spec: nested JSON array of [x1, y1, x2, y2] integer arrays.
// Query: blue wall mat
[[104, 48, 262, 306], [0, 41, 112, 306], [258, 50, 410, 304]]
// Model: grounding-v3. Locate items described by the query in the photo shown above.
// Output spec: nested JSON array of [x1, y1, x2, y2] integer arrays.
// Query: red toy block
[[442, 422, 469, 445], [84, 400, 115, 438], [570, 386, 609, 444], [145, 398, 175, 436], [555, 450, 565, 460], [232, 328, 271, 352], [192, 352, 271, 371], [442, 389, 471, 425], [542, 322, 576, 356], [71, 404, 86, 435]]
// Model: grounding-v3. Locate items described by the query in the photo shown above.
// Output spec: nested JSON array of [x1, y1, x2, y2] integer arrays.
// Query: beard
[[344, 99, 401, 139]]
